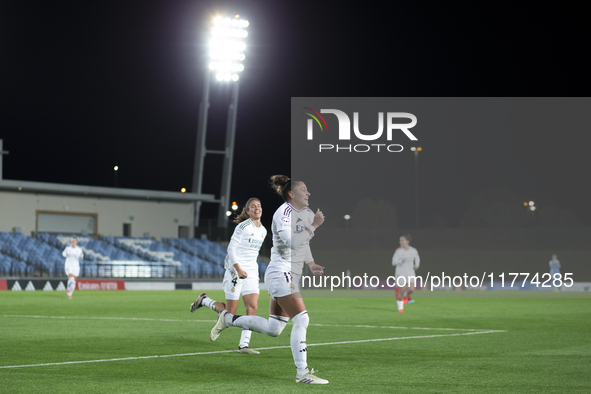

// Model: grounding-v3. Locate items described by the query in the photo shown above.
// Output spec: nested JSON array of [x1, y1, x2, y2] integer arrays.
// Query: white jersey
[[223, 218, 267, 274], [63, 246, 83, 265], [392, 246, 420, 277], [268, 202, 315, 275]]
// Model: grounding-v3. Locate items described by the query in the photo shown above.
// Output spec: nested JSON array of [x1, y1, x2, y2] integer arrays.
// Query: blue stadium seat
[[0, 232, 232, 279]]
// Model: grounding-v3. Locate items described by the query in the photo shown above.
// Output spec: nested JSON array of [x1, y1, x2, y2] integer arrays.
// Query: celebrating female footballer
[[190, 198, 267, 354], [208, 175, 329, 384]]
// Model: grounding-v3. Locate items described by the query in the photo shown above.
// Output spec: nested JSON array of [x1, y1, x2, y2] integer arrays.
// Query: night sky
[[1, 1, 590, 228]]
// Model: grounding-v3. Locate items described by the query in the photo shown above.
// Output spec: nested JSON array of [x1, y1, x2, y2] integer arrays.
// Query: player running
[[392, 234, 420, 312], [62, 237, 83, 299], [205, 175, 329, 384], [549, 254, 561, 291], [191, 198, 267, 354]]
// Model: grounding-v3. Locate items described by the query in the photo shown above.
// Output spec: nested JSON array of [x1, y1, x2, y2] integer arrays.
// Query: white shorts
[[396, 272, 418, 287], [223, 269, 259, 300], [65, 262, 80, 277], [265, 268, 301, 300]]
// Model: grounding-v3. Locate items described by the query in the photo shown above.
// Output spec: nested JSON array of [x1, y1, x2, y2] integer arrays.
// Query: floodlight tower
[[410, 146, 422, 228], [192, 15, 249, 229]]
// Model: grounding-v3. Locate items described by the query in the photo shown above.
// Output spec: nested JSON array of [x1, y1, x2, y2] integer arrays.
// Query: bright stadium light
[[529, 201, 535, 206], [410, 147, 416, 151], [226, 211, 232, 217], [344, 215, 351, 220], [208, 15, 248, 84], [530, 206, 537, 211]]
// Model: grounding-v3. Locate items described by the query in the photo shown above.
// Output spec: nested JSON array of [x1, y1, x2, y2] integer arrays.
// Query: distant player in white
[[190, 198, 267, 354], [549, 254, 561, 290], [62, 237, 83, 299], [392, 234, 420, 312], [208, 175, 329, 384]]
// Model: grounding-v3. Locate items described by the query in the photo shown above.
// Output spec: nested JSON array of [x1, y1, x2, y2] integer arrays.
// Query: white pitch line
[[0, 315, 501, 332], [310, 324, 492, 331], [1, 315, 216, 323], [0, 330, 506, 369]]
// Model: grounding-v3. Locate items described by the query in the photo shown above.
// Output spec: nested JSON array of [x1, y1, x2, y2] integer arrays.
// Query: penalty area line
[[0, 330, 506, 369]]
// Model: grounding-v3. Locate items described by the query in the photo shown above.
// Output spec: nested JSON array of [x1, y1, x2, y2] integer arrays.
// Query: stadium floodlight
[[114, 166, 119, 171], [181, 188, 186, 193], [226, 211, 232, 217], [530, 206, 537, 211], [209, 15, 248, 83], [344, 215, 351, 220], [193, 14, 249, 229], [410, 147, 416, 151], [529, 201, 535, 206]]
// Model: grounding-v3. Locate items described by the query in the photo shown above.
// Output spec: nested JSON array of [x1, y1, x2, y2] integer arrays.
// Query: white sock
[[68, 278, 76, 295], [239, 329, 252, 348], [202, 297, 216, 311], [229, 314, 288, 337], [291, 310, 309, 377], [397, 300, 404, 310]]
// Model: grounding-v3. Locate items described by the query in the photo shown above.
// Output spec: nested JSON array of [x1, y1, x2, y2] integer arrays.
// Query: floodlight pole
[[414, 150, 419, 228], [0, 139, 8, 180], [191, 69, 211, 229], [217, 80, 240, 227]]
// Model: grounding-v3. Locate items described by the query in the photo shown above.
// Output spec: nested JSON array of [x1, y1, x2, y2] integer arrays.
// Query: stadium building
[[0, 178, 270, 285]]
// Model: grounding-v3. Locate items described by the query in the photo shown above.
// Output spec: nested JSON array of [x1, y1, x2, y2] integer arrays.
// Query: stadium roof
[[0, 179, 218, 203]]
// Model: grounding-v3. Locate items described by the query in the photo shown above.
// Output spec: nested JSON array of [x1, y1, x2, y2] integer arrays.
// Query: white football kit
[[63, 246, 83, 277], [223, 218, 267, 300], [265, 202, 315, 299], [392, 246, 420, 285]]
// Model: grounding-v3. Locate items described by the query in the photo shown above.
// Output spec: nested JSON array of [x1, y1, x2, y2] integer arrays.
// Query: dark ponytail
[[270, 175, 300, 202]]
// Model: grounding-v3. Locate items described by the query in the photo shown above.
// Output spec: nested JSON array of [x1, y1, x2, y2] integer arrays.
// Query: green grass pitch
[[1, 290, 590, 393]]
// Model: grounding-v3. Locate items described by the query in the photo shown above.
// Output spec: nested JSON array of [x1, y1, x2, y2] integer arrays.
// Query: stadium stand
[[36, 233, 146, 278], [102, 236, 225, 278], [162, 237, 268, 278], [0, 232, 62, 276], [0, 232, 267, 279]]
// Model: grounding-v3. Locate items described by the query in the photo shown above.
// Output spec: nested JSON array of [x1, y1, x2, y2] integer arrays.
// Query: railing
[[0, 260, 223, 279]]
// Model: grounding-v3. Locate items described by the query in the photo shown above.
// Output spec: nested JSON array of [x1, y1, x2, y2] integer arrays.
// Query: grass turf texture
[[1, 290, 590, 393]]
